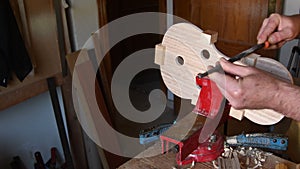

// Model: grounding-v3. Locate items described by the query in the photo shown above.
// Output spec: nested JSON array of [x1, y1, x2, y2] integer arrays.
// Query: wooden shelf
[[0, 73, 63, 111], [0, 0, 63, 111]]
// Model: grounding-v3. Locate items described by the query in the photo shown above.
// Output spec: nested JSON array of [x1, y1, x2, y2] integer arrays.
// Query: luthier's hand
[[257, 13, 300, 49], [209, 58, 282, 109], [209, 58, 300, 121]]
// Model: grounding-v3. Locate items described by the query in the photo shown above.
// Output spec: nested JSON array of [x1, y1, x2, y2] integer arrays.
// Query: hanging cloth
[[0, 0, 32, 87]]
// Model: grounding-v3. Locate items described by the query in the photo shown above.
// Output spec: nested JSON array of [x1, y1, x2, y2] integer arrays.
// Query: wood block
[[155, 44, 166, 65], [229, 108, 245, 121], [203, 30, 218, 44]]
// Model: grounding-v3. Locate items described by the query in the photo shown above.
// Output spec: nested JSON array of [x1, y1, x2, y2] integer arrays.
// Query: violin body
[[155, 23, 293, 125]]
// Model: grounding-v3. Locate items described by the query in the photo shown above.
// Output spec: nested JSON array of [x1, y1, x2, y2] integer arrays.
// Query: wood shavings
[[215, 145, 272, 169], [236, 147, 272, 169]]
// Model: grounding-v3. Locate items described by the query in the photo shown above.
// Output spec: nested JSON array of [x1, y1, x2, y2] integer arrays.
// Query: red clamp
[[194, 76, 230, 118], [175, 130, 224, 165], [160, 127, 224, 166]]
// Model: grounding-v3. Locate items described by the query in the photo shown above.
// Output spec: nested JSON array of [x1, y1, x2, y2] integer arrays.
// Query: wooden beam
[[60, 69, 89, 169]]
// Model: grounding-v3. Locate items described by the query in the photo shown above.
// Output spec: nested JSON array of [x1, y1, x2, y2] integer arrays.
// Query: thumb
[[219, 58, 252, 77]]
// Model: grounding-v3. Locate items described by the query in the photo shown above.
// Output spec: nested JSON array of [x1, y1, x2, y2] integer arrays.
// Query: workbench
[[117, 113, 298, 169], [118, 142, 297, 169]]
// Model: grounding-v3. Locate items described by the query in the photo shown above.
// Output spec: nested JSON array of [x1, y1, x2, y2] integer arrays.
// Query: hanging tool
[[45, 147, 59, 169], [34, 152, 46, 169], [198, 41, 269, 78]]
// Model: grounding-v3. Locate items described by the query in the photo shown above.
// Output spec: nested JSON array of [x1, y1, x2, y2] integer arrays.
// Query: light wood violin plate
[[155, 23, 293, 125]]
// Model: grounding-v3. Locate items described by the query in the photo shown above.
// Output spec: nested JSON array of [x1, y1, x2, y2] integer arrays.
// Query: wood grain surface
[[155, 23, 292, 125]]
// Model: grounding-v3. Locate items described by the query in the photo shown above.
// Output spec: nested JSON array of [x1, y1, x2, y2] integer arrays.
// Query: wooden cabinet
[[165, 0, 291, 146], [173, 0, 283, 58], [171, 0, 283, 112], [0, 0, 64, 110]]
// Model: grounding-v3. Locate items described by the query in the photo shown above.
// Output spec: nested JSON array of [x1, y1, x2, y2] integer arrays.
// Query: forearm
[[273, 82, 300, 121], [214, 58, 300, 121], [290, 14, 300, 39]]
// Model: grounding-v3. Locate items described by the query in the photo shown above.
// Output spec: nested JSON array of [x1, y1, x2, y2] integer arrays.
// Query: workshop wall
[[67, 0, 99, 50], [0, 0, 99, 169], [279, 0, 300, 66], [0, 88, 65, 169]]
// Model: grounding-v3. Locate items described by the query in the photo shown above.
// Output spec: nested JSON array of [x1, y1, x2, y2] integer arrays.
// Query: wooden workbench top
[[118, 113, 298, 169], [118, 141, 297, 169], [118, 141, 214, 169]]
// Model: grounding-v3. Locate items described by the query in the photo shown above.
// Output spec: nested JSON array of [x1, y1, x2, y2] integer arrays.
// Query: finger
[[265, 40, 287, 49], [257, 18, 270, 44], [268, 28, 293, 44], [219, 58, 252, 77], [208, 69, 240, 100], [257, 14, 281, 44]]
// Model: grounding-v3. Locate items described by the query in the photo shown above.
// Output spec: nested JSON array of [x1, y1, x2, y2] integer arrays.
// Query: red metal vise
[[160, 127, 224, 166], [194, 76, 229, 118]]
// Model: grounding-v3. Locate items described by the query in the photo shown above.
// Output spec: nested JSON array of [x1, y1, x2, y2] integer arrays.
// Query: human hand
[[257, 13, 300, 49], [208, 58, 284, 110]]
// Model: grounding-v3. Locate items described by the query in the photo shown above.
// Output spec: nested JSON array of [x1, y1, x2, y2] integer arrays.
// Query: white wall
[[0, 1, 99, 169], [68, 0, 99, 50], [0, 88, 65, 169], [279, 0, 300, 66]]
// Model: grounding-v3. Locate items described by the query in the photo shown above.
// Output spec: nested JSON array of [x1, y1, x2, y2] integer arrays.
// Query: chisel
[[198, 41, 269, 78]]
